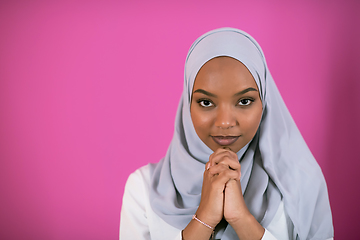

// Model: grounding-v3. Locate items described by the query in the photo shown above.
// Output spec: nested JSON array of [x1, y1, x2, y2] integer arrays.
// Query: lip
[[211, 136, 240, 146]]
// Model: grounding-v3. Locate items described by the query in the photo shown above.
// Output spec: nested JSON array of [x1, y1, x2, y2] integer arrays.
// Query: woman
[[120, 28, 334, 240]]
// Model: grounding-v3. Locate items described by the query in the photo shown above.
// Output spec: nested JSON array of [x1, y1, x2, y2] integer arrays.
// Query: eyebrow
[[193, 87, 258, 97], [234, 87, 258, 96], [193, 89, 217, 97]]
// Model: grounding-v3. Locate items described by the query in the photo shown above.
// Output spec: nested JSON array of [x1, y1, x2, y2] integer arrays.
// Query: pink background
[[1, 0, 359, 239]]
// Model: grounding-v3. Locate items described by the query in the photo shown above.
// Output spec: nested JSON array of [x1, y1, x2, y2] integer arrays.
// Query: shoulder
[[123, 163, 157, 200], [120, 163, 182, 240], [126, 163, 156, 186]]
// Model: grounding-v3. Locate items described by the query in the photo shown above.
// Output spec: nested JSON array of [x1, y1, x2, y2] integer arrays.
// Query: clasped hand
[[195, 148, 251, 229]]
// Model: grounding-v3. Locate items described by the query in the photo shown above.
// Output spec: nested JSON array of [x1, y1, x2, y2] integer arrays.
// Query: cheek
[[190, 107, 213, 137], [244, 107, 262, 133]]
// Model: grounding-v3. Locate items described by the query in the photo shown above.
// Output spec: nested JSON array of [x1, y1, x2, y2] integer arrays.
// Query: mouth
[[211, 135, 240, 146]]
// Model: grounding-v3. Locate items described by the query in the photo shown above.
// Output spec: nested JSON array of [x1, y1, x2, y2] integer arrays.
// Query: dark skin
[[182, 57, 264, 240]]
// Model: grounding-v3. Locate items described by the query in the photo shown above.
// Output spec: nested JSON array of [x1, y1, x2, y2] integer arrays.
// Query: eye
[[198, 99, 214, 107], [238, 98, 254, 106]]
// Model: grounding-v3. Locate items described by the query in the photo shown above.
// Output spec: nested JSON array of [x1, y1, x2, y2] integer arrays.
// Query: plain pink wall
[[1, 0, 359, 239]]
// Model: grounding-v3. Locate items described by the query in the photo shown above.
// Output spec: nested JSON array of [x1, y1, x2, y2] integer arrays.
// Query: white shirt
[[119, 164, 332, 240]]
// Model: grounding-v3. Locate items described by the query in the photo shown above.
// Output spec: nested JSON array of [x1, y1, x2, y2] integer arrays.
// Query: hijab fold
[[150, 28, 333, 239]]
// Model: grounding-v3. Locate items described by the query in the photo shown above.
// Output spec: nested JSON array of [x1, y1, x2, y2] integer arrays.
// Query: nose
[[214, 106, 237, 129]]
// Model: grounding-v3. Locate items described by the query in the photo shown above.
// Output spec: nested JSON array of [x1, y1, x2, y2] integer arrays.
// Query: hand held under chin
[[183, 148, 264, 240], [197, 148, 242, 227]]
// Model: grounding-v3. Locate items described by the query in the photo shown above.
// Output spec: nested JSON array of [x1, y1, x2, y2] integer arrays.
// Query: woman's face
[[190, 56, 263, 153]]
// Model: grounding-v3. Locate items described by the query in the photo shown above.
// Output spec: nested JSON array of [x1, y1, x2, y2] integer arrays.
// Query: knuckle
[[225, 169, 238, 179]]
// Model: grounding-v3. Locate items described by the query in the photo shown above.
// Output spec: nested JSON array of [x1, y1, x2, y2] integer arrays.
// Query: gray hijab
[[150, 28, 333, 239]]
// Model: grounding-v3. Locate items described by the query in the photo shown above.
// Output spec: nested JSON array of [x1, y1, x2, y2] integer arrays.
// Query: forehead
[[193, 56, 258, 92]]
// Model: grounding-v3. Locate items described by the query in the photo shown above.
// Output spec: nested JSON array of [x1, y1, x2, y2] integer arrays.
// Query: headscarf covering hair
[[150, 27, 333, 240]]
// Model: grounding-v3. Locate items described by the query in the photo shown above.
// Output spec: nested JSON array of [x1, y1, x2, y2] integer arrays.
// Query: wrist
[[231, 214, 265, 240], [228, 211, 253, 228], [195, 208, 220, 228], [182, 216, 215, 240], [193, 215, 215, 230]]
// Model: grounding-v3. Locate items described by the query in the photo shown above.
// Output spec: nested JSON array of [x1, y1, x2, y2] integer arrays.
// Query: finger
[[212, 168, 240, 186], [208, 164, 241, 180], [209, 150, 240, 171], [208, 163, 229, 175], [210, 148, 238, 164], [218, 158, 240, 171], [205, 161, 210, 171], [225, 178, 241, 189]]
